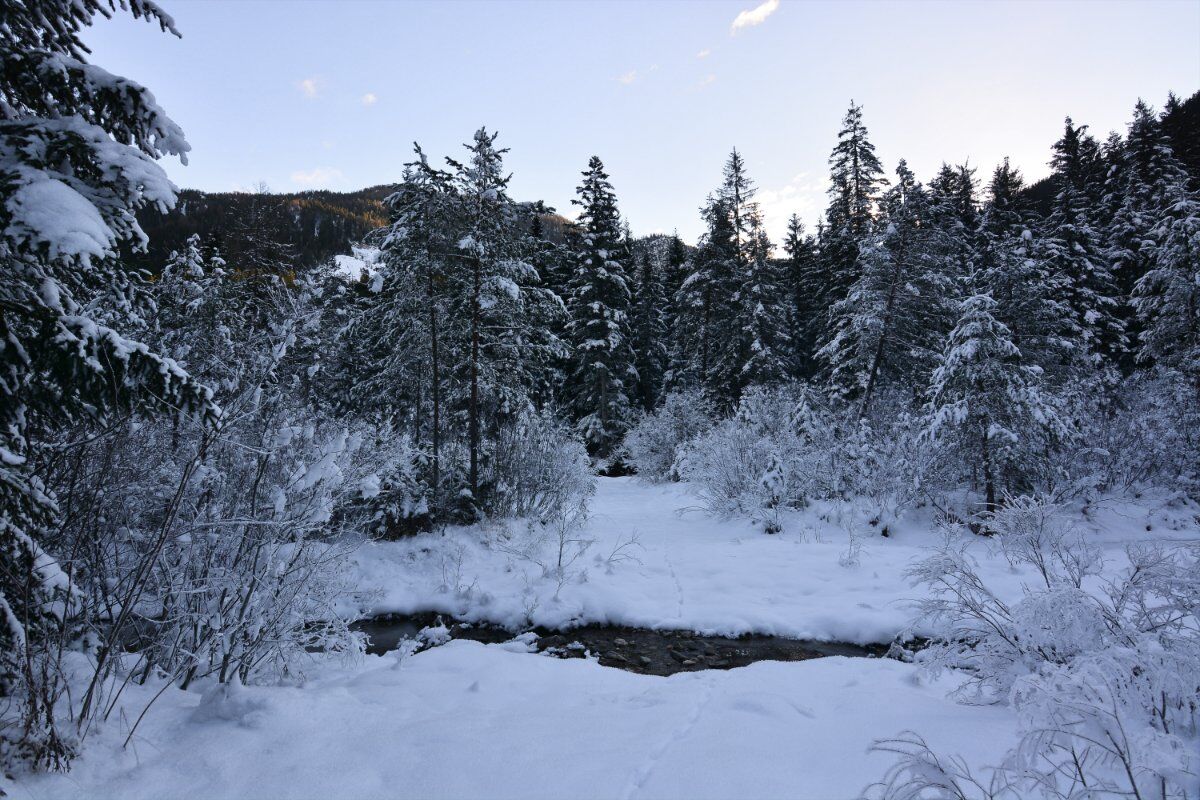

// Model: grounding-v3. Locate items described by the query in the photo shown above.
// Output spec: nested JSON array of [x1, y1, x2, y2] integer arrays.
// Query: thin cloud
[[297, 77, 320, 98], [698, 74, 717, 88], [731, 0, 780, 34], [618, 69, 638, 85], [291, 167, 343, 186], [696, 49, 712, 59], [361, 92, 378, 106]]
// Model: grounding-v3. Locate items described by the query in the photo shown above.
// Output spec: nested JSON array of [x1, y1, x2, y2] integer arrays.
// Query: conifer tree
[[820, 102, 888, 311], [673, 196, 738, 399], [1132, 149, 1200, 387], [630, 250, 668, 411], [819, 161, 952, 411], [1043, 118, 1126, 369], [565, 156, 637, 455], [737, 220, 793, 389], [977, 159, 1073, 379], [781, 214, 821, 376], [1110, 101, 1200, 375], [0, 0, 216, 767], [925, 286, 1067, 514]]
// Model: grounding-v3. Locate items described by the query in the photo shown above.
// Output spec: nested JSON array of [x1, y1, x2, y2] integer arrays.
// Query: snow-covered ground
[[16, 644, 1015, 800], [349, 477, 1200, 644], [11, 478, 1198, 800]]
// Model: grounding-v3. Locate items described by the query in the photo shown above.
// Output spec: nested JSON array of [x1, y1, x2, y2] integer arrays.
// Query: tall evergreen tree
[[925, 287, 1067, 514], [819, 161, 952, 411], [630, 250, 668, 411], [1108, 101, 1195, 376], [0, 0, 216, 767], [781, 214, 821, 376], [565, 156, 637, 455], [737, 220, 793, 389], [977, 159, 1073, 380], [816, 102, 888, 360], [1043, 118, 1126, 369]]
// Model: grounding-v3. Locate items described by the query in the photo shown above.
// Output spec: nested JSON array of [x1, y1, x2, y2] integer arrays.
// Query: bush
[[484, 407, 594, 521], [873, 495, 1200, 799], [621, 390, 716, 481]]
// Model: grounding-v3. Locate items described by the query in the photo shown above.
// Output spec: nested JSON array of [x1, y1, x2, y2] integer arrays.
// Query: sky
[[87, 0, 1200, 244]]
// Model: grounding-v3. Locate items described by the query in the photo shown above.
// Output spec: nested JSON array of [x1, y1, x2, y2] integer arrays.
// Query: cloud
[[697, 74, 717, 88], [290, 167, 344, 186], [756, 171, 830, 242], [696, 49, 712, 59], [361, 92, 378, 106], [617, 69, 638, 85], [731, 0, 779, 34], [297, 77, 320, 98]]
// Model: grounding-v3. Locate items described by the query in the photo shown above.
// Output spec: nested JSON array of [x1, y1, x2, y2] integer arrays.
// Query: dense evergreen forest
[[2, 2, 1198, 797]]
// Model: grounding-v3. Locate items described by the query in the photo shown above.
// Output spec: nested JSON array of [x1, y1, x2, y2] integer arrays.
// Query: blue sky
[[88, 0, 1199, 243]]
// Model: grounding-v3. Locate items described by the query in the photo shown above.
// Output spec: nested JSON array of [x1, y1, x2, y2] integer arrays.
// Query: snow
[[13, 644, 1014, 800], [347, 478, 1200, 645], [332, 246, 381, 280], [10, 479, 1197, 799]]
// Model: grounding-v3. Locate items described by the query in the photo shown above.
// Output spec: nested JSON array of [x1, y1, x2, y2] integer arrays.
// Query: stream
[[353, 613, 890, 676]]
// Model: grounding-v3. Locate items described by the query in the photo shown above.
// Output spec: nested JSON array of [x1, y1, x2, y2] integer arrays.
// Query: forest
[[1, 1, 1198, 799]]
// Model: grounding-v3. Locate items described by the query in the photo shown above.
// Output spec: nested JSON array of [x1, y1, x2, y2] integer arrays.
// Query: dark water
[[353, 613, 888, 676]]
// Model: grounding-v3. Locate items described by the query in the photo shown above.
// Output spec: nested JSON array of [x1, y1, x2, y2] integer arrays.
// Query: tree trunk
[[468, 256, 481, 506], [981, 426, 996, 515], [428, 268, 441, 519]]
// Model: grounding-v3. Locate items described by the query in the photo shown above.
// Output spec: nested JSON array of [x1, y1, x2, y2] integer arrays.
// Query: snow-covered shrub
[[873, 496, 1200, 798], [675, 386, 813, 526], [1065, 368, 1200, 498], [621, 390, 717, 481], [674, 385, 928, 532], [485, 408, 594, 521], [338, 427, 431, 539]]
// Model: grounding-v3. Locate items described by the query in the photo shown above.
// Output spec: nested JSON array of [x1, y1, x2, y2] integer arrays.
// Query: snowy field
[[349, 477, 1200, 644], [11, 478, 1197, 800]]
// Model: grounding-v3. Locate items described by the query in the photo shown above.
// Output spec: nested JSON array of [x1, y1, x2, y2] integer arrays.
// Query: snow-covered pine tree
[[565, 156, 637, 455], [630, 249, 668, 411], [446, 128, 559, 507], [818, 101, 888, 330], [819, 161, 953, 412], [344, 147, 460, 516], [924, 286, 1067, 514], [671, 196, 737, 397], [1133, 146, 1200, 388], [1043, 118, 1126, 370], [705, 149, 767, 405], [976, 159, 1073, 382], [736, 218, 793, 390], [1106, 101, 1193, 368], [0, 0, 216, 768], [781, 214, 821, 377]]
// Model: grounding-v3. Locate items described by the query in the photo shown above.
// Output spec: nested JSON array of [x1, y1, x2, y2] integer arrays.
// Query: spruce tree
[[673, 196, 738, 399], [977, 159, 1073, 379], [819, 161, 952, 411], [925, 286, 1067, 514], [816, 102, 888, 362], [0, 0, 216, 767], [1043, 118, 1126, 369], [565, 156, 637, 455], [630, 250, 668, 411], [823, 103, 887, 285], [781, 214, 821, 376], [1110, 101, 1200, 378], [737, 220, 793, 388]]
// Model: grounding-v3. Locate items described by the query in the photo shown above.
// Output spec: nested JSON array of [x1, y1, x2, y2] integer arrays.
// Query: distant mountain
[[130, 186, 394, 271], [132, 184, 572, 272]]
